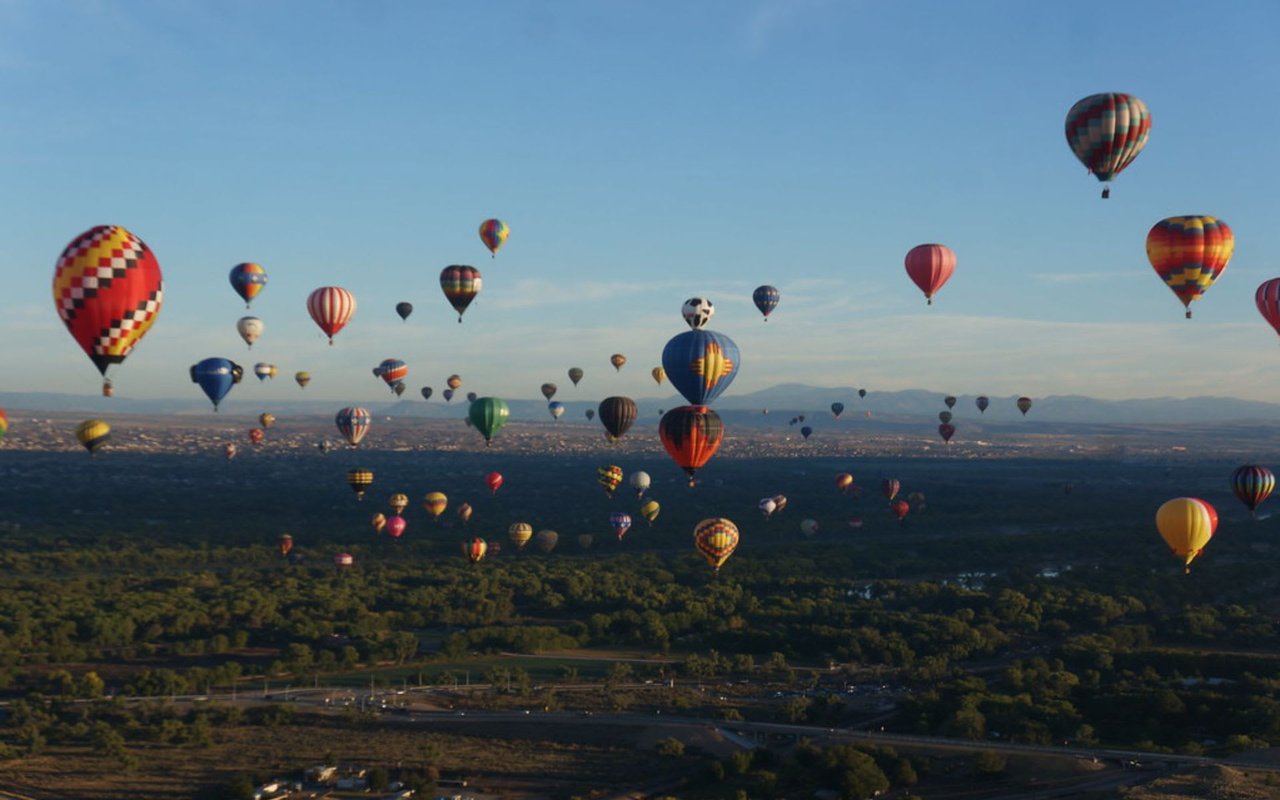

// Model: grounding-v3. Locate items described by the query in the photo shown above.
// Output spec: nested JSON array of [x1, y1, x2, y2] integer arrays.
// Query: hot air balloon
[[386, 516, 407, 539], [307, 286, 356, 344], [395, 302, 413, 321], [609, 512, 633, 541], [752, 285, 780, 320], [772, 494, 788, 514], [535, 529, 559, 553], [53, 226, 165, 395], [224, 443, 237, 460], [944, 396, 956, 409], [835, 473, 853, 493], [662, 330, 740, 406], [420, 386, 433, 401], [335, 407, 371, 446], [388, 493, 408, 515], [466, 391, 477, 402], [938, 423, 956, 443], [937, 411, 952, 425], [831, 402, 844, 419], [800, 519, 820, 537], [190, 358, 243, 410], [317, 439, 333, 454], [485, 472, 504, 495], [585, 409, 595, 421], [904, 244, 955, 305], [423, 492, 448, 520], [237, 316, 263, 348], [759, 497, 777, 518], [908, 491, 926, 511], [1064, 93, 1150, 198], [440, 265, 482, 322], [76, 419, 110, 455], [509, 522, 533, 549], [548, 401, 565, 420], [598, 396, 638, 440], [890, 500, 910, 521], [659, 406, 724, 487], [346, 468, 374, 500], [651, 367, 666, 385], [1017, 397, 1032, 416], [227, 262, 267, 308], [629, 470, 651, 498], [681, 297, 715, 330], [371, 513, 387, 534], [541, 383, 557, 401], [393, 382, 406, 397], [858, 389, 867, 399], [1155, 497, 1218, 573], [277, 533, 293, 556], [462, 537, 488, 563], [800, 426, 813, 439], [568, 367, 584, 386], [640, 500, 661, 526], [0, 409, 7, 443], [447, 375, 463, 391], [253, 363, 277, 382], [375, 359, 408, 391], [1231, 466, 1275, 519], [1255, 279, 1280, 340], [479, 219, 509, 256], [334, 552, 355, 567], [610, 354, 627, 371], [975, 396, 989, 414], [881, 479, 900, 502], [295, 371, 311, 388], [693, 518, 739, 575], [1146, 216, 1234, 318], [457, 503, 473, 525], [598, 465, 623, 497], [443, 389, 455, 403], [247, 427, 265, 445], [468, 397, 509, 445]]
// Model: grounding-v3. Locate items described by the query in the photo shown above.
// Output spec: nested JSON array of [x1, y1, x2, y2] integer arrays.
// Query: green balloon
[[468, 397, 510, 445]]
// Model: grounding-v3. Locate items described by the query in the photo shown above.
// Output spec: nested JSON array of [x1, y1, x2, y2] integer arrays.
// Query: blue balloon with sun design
[[661, 330, 741, 406]]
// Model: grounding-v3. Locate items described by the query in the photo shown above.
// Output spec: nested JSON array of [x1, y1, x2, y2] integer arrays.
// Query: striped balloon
[[1255, 278, 1280, 339], [0, 408, 7, 442], [1146, 217, 1234, 318], [335, 406, 371, 446], [229, 262, 268, 307], [307, 286, 356, 344], [1064, 93, 1150, 197], [440, 265, 482, 322], [1231, 465, 1275, 518]]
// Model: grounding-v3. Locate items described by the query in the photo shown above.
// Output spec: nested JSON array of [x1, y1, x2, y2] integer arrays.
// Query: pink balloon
[[904, 244, 956, 305]]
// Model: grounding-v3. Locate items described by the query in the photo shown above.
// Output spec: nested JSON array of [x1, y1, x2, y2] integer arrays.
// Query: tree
[[974, 750, 1006, 776], [655, 737, 685, 757]]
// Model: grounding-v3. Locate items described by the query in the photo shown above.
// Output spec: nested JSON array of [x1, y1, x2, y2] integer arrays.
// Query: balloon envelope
[[395, 301, 413, 321], [1146, 216, 1233, 318], [693, 518, 739, 573], [54, 226, 164, 391], [904, 244, 955, 305], [307, 286, 356, 344], [468, 397, 510, 444], [598, 396, 638, 440], [229, 262, 267, 306], [1231, 465, 1275, 517], [190, 358, 243, 410], [1155, 497, 1218, 572], [662, 330, 740, 406], [1064, 93, 1150, 194], [752, 285, 780, 319], [659, 406, 724, 486], [479, 219, 509, 255], [335, 407, 372, 446], [440, 265, 482, 321]]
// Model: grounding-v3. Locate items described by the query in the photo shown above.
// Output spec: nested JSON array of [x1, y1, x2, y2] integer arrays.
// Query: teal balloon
[[661, 330, 740, 406], [468, 397, 509, 445]]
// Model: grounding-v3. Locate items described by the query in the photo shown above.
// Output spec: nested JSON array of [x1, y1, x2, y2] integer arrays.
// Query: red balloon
[[904, 244, 956, 305], [938, 423, 955, 443], [1256, 279, 1280, 339], [485, 471, 504, 495], [306, 286, 356, 344], [659, 406, 725, 487], [890, 500, 910, 521]]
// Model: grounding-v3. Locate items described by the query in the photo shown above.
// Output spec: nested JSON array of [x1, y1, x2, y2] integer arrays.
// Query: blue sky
[[2, 0, 1279, 406]]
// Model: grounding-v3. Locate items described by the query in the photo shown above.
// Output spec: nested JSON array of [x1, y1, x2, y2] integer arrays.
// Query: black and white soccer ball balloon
[[681, 297, 714, 330]]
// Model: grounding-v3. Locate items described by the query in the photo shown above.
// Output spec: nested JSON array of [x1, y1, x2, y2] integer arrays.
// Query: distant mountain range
[[3, 385, 1279, 426]]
